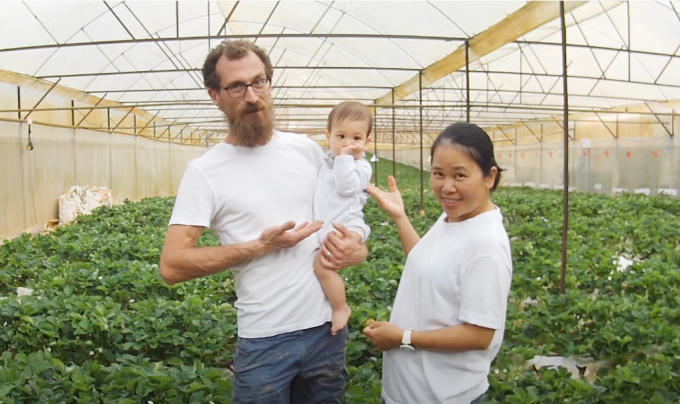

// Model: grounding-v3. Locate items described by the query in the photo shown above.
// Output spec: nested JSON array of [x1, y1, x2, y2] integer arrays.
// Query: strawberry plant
[[1, 157, 679, 403]]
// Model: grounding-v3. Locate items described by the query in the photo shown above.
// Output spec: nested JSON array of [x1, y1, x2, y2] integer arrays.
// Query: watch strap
[[400, 329, 414, 350]]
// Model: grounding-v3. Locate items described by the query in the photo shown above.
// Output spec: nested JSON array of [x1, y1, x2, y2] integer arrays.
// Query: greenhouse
[[0, 1, 679, 403]]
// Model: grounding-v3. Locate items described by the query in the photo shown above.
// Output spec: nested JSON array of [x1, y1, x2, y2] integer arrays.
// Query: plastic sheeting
[[0, 121, 204, 239], [2, 2, 679, 137], [374, 135, 678, 197], [496, 136, 679, 195]]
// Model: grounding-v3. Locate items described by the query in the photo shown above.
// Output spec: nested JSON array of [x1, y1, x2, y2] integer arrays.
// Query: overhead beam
[[0, 68, 185, 145], [0, 34, 466, 54], [35, 65, 420, 79], [76, 93, 108, 127], [22, 78, 61, 120], [375, 1, 588, 106]]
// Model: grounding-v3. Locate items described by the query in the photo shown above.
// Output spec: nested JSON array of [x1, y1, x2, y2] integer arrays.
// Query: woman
[[364, 122, 513, 404]]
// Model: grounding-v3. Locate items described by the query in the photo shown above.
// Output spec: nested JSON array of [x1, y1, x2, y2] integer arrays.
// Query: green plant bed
[[1, 158, 679, 403]]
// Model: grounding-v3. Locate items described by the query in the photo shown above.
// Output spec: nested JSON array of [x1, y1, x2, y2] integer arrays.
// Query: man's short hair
[[327, 101, 373, 136], [202, 40, 274, 90]]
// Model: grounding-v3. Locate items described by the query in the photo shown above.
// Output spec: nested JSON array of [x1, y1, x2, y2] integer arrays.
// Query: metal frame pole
[[419, 71, 424, 214], [392, 90, 396, 179], [373, 102, 378, 185], [560, 1, 570, 295], [465, 41, 471, 123]]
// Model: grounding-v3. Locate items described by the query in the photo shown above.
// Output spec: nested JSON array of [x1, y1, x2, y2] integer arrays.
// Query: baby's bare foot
[[331, 304, 352, 335]]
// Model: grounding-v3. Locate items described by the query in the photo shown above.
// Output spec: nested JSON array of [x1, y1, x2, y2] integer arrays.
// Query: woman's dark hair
[[430, 122, 504, 191]]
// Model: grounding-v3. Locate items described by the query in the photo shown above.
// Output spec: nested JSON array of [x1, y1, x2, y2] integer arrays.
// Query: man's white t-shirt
[[313, 152, 372, 243], [383, 208, 513, 404], [168, 131, 332, 338]]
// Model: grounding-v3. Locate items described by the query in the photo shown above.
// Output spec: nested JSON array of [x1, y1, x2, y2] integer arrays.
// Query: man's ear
[[208, 88, 219, 105]]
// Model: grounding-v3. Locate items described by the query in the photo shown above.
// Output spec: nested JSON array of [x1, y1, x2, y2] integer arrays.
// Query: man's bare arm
[[160, 220, 323, 285]]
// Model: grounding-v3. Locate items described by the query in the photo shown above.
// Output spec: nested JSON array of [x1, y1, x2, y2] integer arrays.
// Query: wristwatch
[[400, 329, 415, 351]]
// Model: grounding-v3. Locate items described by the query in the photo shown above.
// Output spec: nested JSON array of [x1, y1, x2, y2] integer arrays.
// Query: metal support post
[[373, 102, 378, 185], [560, 1, 570, 295], [465, 41, 471, 123], [419, 71, 424, 214], [392, 90, 396, 179]]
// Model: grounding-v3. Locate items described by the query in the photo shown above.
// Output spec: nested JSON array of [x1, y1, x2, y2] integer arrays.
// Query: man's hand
[[340, 144, 364, 160], [363, 321, 403, 351], [319, 223, 368, 270], [258, 220, 323, 255]]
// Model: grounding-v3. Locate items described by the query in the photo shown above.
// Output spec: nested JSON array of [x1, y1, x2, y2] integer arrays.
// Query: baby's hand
[[340, 144, 363, 159]]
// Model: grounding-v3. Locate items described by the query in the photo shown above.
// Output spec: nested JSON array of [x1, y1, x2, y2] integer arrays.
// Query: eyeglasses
[[222, 77, 271, 98]]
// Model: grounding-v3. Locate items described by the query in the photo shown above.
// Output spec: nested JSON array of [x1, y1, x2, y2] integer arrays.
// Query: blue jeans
[[382, 392, 485, 404], [233, 322, 348, 404], [471, 393, 485, 404]]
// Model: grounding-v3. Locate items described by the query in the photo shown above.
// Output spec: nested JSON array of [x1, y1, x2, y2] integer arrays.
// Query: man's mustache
[[243, 103, 262, 114]]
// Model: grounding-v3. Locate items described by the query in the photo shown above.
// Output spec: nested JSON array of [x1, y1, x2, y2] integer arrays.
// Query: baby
[[314, 101, 373, 335]]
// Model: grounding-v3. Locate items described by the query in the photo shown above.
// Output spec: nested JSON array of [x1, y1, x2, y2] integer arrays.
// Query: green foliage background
[[1, 157, 679, 403]]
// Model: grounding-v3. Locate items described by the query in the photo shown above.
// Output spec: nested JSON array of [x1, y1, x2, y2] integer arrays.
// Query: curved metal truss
[[0, 1, 678, 146]]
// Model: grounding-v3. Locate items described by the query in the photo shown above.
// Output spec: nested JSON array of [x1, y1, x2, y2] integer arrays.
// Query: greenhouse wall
[[494, 136, 679, 195], [375, 136, 678, 197], [0, 120, 205, 239]]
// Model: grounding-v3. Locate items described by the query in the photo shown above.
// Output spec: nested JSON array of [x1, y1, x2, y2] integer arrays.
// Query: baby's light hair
[[327, 101, 373, 136]]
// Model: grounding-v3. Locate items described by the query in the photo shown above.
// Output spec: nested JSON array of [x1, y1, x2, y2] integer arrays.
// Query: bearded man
[[159, 40, 368, 404]]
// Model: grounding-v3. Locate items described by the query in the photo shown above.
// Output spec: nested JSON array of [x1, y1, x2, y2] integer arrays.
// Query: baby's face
[[326, 119, 371, 157]]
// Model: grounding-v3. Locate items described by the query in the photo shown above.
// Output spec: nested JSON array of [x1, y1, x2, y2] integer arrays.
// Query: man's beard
[[227, 101, 274, 147]]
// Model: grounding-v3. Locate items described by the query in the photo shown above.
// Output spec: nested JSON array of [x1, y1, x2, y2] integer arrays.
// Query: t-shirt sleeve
[[332, 156, 372, 196], [305, 136, 325, 170], [458, 255, 511, 330], [168, 165, 214, 228]]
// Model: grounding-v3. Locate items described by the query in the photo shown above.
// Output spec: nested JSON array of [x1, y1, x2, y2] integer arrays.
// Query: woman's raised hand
[[366, 176, 406, 220]]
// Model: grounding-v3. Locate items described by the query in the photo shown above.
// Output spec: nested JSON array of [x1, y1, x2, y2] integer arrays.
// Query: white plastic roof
[[0, 1, 679, 143]]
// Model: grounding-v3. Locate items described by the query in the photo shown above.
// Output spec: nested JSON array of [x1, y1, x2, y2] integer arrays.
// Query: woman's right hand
[[366, 176, 406, 219]]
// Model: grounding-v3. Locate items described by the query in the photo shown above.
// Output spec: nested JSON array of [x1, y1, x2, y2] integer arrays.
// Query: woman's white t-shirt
[[383, 208, 513, 404]]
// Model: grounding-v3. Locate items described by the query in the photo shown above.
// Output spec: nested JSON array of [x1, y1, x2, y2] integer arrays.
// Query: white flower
[[148, 401, 154, 404], [98, 276, 103, 280], [89, 351, 94, 355], [47, 347, 51, 352], [3, 322, 6, 326], [129, 299, 135, 303], [494, 369, 500, 374], [97, 347, 103, 353]]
